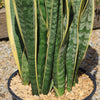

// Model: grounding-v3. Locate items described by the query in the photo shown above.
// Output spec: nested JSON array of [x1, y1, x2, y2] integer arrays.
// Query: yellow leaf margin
[[5, 0, 22, 78]]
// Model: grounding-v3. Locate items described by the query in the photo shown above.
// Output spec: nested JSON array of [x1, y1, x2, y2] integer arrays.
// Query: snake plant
[[5, 0, 94, 96]]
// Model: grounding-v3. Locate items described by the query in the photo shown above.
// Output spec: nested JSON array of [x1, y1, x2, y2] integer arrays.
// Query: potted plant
[[5, 0, 96, 99]]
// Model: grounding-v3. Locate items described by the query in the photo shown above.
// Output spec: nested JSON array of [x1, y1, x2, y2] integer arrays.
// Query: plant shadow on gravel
[[79, 45, 99, 78]]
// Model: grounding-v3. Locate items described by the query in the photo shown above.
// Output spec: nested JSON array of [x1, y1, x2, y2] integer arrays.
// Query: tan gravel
[[0, 40, 17, 100], [10, 71, 93, 100]]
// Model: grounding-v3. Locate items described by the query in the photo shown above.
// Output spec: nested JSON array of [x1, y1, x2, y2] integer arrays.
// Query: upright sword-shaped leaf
[[66, 0, 82, 92], [73, 0, 94, 85], [42, 0, 58, 94], [53, 0, 69, 96], [5, 0, 29, 84], [37, 0, 47, 92], [5, 0, 22, 78], [13, 0, 39, 95]]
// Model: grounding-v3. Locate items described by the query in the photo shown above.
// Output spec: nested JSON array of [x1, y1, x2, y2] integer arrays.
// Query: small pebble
[[0, 93, 5, 98]]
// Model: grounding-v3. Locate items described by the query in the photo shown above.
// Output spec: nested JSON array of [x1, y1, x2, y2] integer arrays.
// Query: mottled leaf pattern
[[5, 0, 29, 85], [66, 0, 82, 91], [53, 0, 69, 96], [45, 0, 52, 29], [21, 50, 29, 85], [38, 0, 46, 21], [14, 20, 29, 85], [5, 0, 21, 78], [53, 0, 63, 96], [73, 0, 94, 85], [14, 0, 39, 95], [37, 0, 47, 92], [42, 0, 58, 94]]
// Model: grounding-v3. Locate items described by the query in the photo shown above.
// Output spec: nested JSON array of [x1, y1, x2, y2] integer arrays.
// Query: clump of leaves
[[5, 0, 94, 97], [0, 0, 4, 9]]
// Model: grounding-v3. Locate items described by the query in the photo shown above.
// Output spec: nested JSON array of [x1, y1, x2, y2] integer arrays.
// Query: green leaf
[[13, 0, 39, 95], [14, 20, 29, 85], [38, 0, 46, 21], [66, 0, 82, 92], [80, 0, 87, 14], [73, 0, 94, 85], [53, 0, 69, 96], [5, 0, 29, 84], [10, 0, 23, 76], [53, 0, 63, 96], [42, 0, 58, 94], [45, 0, 52, 29], [53, 86, 60, 97], [37, 0, 47, 93], [49, 79, 53, 92], [21, 49, 29, 85]]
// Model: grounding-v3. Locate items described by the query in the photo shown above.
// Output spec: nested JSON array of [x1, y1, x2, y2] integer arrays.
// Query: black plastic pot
[[8, 68, 96, 100]]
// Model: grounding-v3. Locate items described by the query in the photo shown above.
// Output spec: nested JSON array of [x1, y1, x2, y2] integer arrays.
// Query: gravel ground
[[0, 29, 100, 100], [0, 40, 17, 100]]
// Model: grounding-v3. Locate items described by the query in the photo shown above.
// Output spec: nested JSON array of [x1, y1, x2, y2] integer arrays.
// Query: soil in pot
[[10, 71, 94, 100]]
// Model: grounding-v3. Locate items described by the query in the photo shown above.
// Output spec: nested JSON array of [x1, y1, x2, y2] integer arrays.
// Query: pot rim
[[8, 68, 96, 100]]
